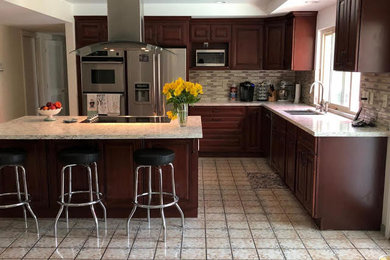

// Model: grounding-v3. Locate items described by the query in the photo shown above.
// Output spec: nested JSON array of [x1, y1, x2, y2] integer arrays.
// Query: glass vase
[[177, 103, 188, 127]]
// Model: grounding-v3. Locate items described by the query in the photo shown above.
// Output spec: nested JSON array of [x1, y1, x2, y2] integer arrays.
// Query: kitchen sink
[[284, 109, 323, 115], [81, 115, 171, 123]]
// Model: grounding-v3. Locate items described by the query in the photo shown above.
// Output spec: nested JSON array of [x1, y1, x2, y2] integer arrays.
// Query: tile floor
[[0, 158, 389, 259]]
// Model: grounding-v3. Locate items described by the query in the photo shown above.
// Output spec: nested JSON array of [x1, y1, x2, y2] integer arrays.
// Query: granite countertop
[[193, 101, 389, 137], [0, 116, 203, 140]]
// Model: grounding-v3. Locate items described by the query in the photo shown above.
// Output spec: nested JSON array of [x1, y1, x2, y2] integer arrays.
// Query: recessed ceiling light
[[216, 1, 226, 4], [305, 0, 319, 3]]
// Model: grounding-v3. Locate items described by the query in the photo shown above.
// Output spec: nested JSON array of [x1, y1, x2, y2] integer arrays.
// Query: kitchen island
[[0, 116, 202, 218]]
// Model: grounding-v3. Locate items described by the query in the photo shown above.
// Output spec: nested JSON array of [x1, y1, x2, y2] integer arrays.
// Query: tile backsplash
[[360, 73, 390, 127], [189, 70, 295, 102]]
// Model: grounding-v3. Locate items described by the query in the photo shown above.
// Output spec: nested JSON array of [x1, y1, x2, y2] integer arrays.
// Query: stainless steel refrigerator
[[127, 48, 187, 117]]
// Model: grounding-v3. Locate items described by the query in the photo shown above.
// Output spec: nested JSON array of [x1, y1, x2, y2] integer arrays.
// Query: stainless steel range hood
[[73, 0, 168, 56]]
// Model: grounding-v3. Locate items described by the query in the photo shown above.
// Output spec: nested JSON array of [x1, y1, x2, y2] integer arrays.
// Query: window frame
[[318, 27, 360, 115]]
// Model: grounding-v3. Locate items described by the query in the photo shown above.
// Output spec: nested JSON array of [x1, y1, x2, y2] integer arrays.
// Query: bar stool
[[127, 148, 184, 241], [54, 146, 107, 237], [0, 148, 39, 234]]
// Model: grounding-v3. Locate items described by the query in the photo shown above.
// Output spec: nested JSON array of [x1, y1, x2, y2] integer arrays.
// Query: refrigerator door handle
[[157, 53, 162, 116], [152, 53, 157, 115]]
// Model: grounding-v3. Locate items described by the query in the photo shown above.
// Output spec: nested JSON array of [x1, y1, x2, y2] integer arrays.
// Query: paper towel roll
[[294, 83, 301, 104]]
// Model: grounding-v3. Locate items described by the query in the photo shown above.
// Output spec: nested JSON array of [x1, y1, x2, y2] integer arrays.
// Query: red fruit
[[43, 106, 49, 110], [54, 101, 62, 109], [50, 105, 57, 110], [40, 106, 45, 110], [46, 102, 52, 107]]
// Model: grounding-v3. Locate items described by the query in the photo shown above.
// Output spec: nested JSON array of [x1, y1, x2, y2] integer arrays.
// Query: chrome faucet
[[310, 81, 328, 113]]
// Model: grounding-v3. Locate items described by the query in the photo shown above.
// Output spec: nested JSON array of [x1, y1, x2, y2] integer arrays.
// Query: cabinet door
[[158, 22, 189, 47], [245, 107, 262, 153], [211, 24, 231, 42], [295, 143, 316, 215], [75, 17, 108, 49], [264, 21, 286, 70], [144, 22, 158, 45], [261, 108, 271, 158], [191, 24, 210, 42], [334, 0, 350, 70], [285, 128, 297, 191], [345, 0, 361, 70], [271, 129, 286, 179], [231, 24, 263, 69]]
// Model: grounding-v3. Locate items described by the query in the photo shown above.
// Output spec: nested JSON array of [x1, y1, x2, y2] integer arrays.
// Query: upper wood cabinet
[[191, 21, 231, 42], [263, 19, 286, 70], [231, 23, 264, 70], [334, 0, 390, 72], [74, 16, 108, 49], [263, 12, 317, 70], [144, 17, 190, 47]]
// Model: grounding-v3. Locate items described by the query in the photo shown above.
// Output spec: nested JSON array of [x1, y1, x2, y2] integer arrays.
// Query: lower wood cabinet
[[270, 113, 286, 179], [189, 106, 264, 156], [284, 122, 297, 191]]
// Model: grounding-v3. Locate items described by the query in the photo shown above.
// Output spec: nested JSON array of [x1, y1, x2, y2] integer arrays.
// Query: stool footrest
[[57, 191, 103, 207], [0, 192, 31, 209], [134, 192, 179, 209]]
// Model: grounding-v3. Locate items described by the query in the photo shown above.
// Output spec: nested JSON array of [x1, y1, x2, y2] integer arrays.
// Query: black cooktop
[[81, 115, 171, 123]]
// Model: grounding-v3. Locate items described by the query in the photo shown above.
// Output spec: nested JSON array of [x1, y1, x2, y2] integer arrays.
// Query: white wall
[[0, 25, 26, 122], [65, 22, 78, 115]]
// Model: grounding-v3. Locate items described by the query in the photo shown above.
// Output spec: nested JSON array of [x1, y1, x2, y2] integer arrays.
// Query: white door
[[41, 37, 69, 114], [22, 34, 39, 115]]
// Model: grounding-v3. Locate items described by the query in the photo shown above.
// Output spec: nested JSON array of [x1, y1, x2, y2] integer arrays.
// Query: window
[[319, 28, 360, 113]]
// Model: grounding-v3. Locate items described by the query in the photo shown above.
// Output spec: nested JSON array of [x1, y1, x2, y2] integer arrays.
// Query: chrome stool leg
[[20, 166, 39, 235], [15, 166, 27, 228], [127, 166, 140, 234], [158, 166, 167, 242], [65, 166, 72, 229], [54, 165, 66, 237], [86, 165, 99, 237], [147, 166, 152, 228], [169, 163, 184, 228], [93, 162, 107, 226]]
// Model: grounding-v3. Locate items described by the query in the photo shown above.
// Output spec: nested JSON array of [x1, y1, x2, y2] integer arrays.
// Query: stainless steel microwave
[[196, 49, 226, 67]]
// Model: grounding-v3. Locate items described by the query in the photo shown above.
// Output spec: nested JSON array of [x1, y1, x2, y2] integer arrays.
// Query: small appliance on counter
[[256, 81, 272, 101], [230, 84, 238, 101], [278, 81, 294, 102], [239, 81, 255, 102]]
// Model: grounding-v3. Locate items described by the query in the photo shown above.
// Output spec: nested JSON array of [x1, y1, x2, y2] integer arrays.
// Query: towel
[[87, 94, 98, 116], [97, 94, 108, 115], [106, 94, 121, 115]]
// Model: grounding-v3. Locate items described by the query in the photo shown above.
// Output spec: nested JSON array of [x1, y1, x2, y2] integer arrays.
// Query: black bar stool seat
[[0, 148, 26, 166], [134, 148, 175, 166], [58, 147, 99, 165], [127, 148, 184, 241], [54, 146, 106, 237], [0, 148, 39, 234]]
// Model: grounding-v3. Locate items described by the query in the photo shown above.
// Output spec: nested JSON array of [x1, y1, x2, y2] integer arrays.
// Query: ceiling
[[65, 0, 336, 14]]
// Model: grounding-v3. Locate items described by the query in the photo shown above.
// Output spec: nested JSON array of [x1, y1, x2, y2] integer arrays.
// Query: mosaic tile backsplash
[[360, 73, 390, 128], [189, 70, 295, 102]]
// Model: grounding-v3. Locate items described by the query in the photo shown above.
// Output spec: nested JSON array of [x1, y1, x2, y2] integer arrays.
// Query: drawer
[[202, 117, 244, 129], [189, 106, 246, 117], [297, 129, 316, 153]]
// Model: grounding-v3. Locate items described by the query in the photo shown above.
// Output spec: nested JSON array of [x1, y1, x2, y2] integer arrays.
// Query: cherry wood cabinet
[[75, 16, 108, 49], [270, 113, 286, 180], [284, 122, 297, 191], [144, 17, 190, 47], [334, 0, 390, 72], [231, 23, 264, 70], [189, 106, 264, 157], [261, 107, 271, 158], [191, 22, 231, 42], [263, 20, 285, 70]]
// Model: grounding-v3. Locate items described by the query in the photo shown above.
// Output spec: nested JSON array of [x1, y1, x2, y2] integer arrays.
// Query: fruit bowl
[[37, 108, 62, 121]]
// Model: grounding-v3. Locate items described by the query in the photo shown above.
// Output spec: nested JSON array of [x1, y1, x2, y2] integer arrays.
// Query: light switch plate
[[0, 62, 3, 71]]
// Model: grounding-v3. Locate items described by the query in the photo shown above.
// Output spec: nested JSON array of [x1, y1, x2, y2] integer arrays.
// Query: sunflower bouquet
[[163, 77, 203, 125]]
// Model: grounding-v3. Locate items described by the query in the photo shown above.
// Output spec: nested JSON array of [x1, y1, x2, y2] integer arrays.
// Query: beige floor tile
[[302, 238, 330, 249], [283, 249, 311, 260], [257, 248, 284, 259], [76, 248, 105, 259], [207, 237, 231, 249], [350, 238, 379, 249], [278, 238, 305, 249], [232, 248, 259, 259], [50, 248, 80, 259], [24, 247, 55, 259], [102, 248, 130, 259], [181, 248, 206, 259], [274, 229, 299, 239], [326, 238, 355, 249], [182, 237, 205, 248], [375, 239, 390, 250], [333, 248, 364, 259], [308, 249, 338, 260], [83, 236, 111, 248], [154, 247, 180, 259], [228, 229, 252, 239], [107, 237, 134, 248], [206, 229, 229, 238], [358, 248, 387, 259], [183, 228, 205, 238], [254, 238, 279, 249], [206, 220, 227, 229], [251, 229, 275, 239], [58, 237, 87, 248], [207, 248, 233, 259], [128, 248, 155, 259], [0, 247, 29, 258], [230, 238, 256, 249]]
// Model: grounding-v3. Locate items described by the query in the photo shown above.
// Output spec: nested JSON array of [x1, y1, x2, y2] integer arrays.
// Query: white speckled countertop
[[0, 116, 203, 140], [193, 101, 389, 137]]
